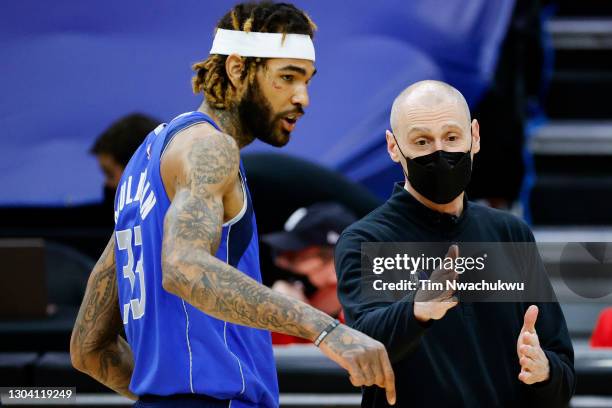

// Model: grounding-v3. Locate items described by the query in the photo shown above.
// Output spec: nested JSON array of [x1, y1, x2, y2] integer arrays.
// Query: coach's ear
[[386, 130, 401, 163], [225, 53, 246, 90], [470, 119, 481, 155]]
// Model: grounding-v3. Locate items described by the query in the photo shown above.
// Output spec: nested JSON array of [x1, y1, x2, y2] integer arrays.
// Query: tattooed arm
[[159, 127, 396, 404], [70, 236, 137, 400]]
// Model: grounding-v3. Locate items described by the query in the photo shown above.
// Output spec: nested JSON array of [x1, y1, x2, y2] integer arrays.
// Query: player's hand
[[516, 305, 550, 384], [413, 245, 459, 322], [318, 324, 396, 405]]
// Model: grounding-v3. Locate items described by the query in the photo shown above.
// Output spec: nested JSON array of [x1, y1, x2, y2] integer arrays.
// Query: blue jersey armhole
[[160, 112, 221, 154]]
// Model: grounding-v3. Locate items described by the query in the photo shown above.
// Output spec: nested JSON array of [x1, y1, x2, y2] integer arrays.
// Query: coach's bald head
[[390, 80, 471, 136], [386, 80, 480, 164]]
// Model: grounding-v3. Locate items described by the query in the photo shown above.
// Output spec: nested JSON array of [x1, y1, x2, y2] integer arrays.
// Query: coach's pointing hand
[[319, 325, 396, 405], [517, 305, 550, 384], [414, 245, 459, 322]]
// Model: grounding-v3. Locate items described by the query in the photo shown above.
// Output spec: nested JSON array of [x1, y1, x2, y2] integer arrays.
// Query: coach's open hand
[[319, 325, 396, 405], [517, 305, 550, 384], [413, 245, 459, 322]]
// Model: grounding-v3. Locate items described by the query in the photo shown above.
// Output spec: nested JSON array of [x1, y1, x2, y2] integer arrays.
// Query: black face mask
[[392, 132, 473, 204]]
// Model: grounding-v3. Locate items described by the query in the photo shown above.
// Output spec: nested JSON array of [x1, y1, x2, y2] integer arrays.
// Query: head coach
[[334, 80, 575, 407]]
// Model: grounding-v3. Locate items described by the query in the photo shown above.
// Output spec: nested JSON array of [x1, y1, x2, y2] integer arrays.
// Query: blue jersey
[[113, 111, 279, 407]]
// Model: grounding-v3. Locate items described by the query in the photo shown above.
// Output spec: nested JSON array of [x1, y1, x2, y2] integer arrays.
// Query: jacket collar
[[387, 182, 470, 232]]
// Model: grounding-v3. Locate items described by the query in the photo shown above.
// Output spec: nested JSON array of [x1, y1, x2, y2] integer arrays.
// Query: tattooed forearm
[[164, 246, 332, 340], [161, 133, 333, 341], [70, 237, 137, 400], [94, 337, 135, 399]]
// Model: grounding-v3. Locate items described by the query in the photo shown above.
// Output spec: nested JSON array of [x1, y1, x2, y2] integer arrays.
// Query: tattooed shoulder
[[185, 130, 240, 189]]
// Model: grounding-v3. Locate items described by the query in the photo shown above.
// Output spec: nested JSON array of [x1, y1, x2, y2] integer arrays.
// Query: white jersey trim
[[181, 300, 195, 394], [224, 224, 247, 400], [222, 171, 247, 227]]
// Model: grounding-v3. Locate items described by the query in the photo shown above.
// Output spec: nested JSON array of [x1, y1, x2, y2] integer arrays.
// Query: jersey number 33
[[116, 226, 146, 324]]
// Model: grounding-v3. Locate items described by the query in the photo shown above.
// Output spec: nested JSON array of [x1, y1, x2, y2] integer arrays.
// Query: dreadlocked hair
[[191, 2, 317, 109]]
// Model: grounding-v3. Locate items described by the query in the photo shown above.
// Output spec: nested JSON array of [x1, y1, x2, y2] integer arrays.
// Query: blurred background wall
[[0, 0, 514, 205]]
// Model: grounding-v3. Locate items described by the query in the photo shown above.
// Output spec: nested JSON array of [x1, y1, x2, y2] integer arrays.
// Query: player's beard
[[237, 79, 296, 147]]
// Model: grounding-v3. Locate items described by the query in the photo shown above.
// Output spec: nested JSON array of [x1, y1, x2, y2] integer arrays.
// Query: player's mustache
[[274, 106, 305, 120]]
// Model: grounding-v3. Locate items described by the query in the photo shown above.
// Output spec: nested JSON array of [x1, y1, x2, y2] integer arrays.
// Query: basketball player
[[69, 3, 396, 407]]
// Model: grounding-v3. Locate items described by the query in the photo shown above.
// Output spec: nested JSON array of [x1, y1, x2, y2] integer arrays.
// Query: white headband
[[209, 28, 315, 61]]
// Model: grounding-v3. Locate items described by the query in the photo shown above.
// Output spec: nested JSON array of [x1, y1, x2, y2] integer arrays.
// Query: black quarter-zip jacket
[[335, 184, 575, 407]]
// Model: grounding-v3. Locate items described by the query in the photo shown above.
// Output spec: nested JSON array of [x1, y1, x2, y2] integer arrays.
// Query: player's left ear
[[225, 53, 247, 90], [386, 130, 401, 163], [470, 119, 481, 155]]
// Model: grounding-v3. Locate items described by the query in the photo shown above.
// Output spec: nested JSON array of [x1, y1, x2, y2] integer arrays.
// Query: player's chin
[[262, 130, 291, 147]]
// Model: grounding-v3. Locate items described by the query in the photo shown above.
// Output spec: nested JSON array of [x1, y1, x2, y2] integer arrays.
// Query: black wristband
[[314, 319, 340, 347]]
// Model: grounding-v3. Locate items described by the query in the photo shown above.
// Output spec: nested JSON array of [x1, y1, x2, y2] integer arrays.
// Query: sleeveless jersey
[[113, 111, 279, 407]]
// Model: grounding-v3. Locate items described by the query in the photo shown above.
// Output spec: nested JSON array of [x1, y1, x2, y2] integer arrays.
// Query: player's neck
[[198, 101, 254, 149]]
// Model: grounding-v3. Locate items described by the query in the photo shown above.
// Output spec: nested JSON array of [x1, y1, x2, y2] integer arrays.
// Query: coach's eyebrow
[[441, 123, 464, 131], [407, 126, 432, 135]]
